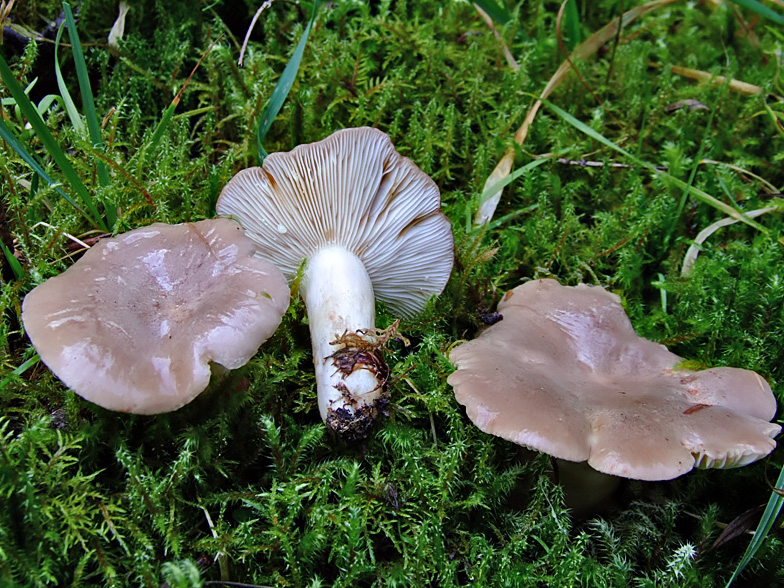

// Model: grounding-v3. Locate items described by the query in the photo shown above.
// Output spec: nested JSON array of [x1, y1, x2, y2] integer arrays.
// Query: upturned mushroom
[[216, 127, 453, 437], [448, 279, 780, 511], [22, 218, 290, 414]]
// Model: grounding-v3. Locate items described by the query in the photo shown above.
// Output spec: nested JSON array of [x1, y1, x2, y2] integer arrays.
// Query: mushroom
[[22, 218, 290, 414], [447, 279, 780, 511], [216, 127, 453, 437]]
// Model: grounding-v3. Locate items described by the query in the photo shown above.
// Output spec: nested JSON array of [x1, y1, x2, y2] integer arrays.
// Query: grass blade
[[562, 0, 581, 51], [468, 156, 552, 233], [0, 239, 25, 279], [0, 355, 40, 390], [145, 103, 177, 160], [0, 116, 90, 220], [256, 0, 321, 162], [474, 3, 519, 70], [474, 0, 678, 227], [0, 54, 105, 229], [725, 466, 784, 586], [667, 64, 765, 96], [62, 2, 114, 227], [62, 2, 105, 167], [727, 0, 784, 25], [472, 0, 512, 25], [478, 157, 552, 207], [541, 98, 769, 233], [54, 23, 85, 137], [681, 206, 778, 275]]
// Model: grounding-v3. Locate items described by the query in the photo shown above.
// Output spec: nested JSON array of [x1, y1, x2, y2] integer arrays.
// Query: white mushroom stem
[[300, 245, 382, 424], [556, 459, 621, 516]]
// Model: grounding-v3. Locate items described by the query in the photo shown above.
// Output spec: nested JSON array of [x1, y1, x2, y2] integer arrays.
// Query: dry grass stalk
[[474, 0, 678, 228]]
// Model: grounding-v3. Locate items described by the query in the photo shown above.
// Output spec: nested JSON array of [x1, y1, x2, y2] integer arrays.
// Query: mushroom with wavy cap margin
[[22, 218, 290, 414], [217, 127, 454, 438], [447, 279, 780, 510]]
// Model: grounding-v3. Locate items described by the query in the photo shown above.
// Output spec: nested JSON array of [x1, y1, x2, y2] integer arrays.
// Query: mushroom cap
[[447, 279, 780, 481], [22, 219, 290, 414], [216, 127, 454, 317]]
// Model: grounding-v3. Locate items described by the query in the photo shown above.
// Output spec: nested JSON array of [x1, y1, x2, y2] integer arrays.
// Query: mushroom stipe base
[[323, 320, 407, 438], [326, 395, 391, 440]]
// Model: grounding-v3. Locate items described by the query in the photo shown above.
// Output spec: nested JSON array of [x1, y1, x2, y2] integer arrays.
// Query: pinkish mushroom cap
[[22, 219, 289, 414], [216, 127, 453, 318], [447, 279, 780, 481]]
